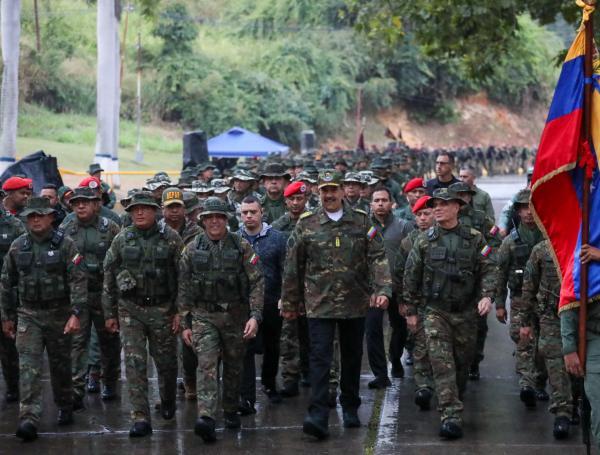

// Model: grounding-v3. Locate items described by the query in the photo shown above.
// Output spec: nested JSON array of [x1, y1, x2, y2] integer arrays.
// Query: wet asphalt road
[[0, 175, 594, 454]]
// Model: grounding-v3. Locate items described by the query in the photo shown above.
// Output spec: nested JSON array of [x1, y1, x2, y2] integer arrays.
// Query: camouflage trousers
[[191, 306, 246, 418], [71, 293, 121, 399], [181, 314, 197, 386], [423, 308, 477, 423], [279, 315, 340, 391], [0, 324, 19, 393], [537, 318, 572, 416], [509, 302, 547, 389], [413, 314, 433, 391], [472, 314, 488, 366], [16, 307, 73, 424], [118, 301, 177, 423]]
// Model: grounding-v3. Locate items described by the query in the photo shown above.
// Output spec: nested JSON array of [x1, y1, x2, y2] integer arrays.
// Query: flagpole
[[578, 4, 594, 371]]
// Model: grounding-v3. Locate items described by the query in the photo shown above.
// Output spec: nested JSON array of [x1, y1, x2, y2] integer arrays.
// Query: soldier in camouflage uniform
[[61, 187, 121, 408], [260, 163, 290, 224], [0, 206, 25, 403], [161, 187, 201, 245], [394, 177, 426, 224], [521, 240, 572, 439], [228, 170, 261, 223], [178, 197, 264, 443], [403, 188, 496, 439], [281, 170, 392, 440], [103, 191, 183, 437], [343, 172, 370, 213], [1, 197, 87, 441], [495, 189, 547, 407], [87, 163, 116, 209], [450, 181, 502, 380], [295, 171, 320, 212], [396, 195, 435, 410]]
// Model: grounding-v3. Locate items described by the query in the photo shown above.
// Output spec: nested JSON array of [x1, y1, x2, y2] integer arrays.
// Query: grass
[[17, 104, 184, 172]]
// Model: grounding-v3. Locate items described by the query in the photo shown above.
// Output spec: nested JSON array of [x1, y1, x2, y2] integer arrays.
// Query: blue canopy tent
[[207, 127, 290, 158]]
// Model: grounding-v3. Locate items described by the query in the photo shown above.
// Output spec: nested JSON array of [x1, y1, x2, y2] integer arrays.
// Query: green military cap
[[514, 189, 531, 205], [295, 171, 317, 184], [88, 163, 104, 175], [153, 171, 172, 183], [191, 180, 214, 194], [162, 187, 184, 206], [125, 191, 161, 212], [70, 186, 101, 202], [370, 158, 388, 170], [210, 178, 231, 194], [20, 197, 56, 217], [58, 186, 73, 201], [343, 172, 365, 185], [120, 188, 138, 207], [230, 169, 257, 182], [317, 169, 343, 189], [449, 182, 476, 195], [196, 162, 216, 173], [183, 191, 202, 213], [426, 188, 466, 207], [260, 162, 291, 180], [199, 197, 230, 218], [144, 177, 170, 192]]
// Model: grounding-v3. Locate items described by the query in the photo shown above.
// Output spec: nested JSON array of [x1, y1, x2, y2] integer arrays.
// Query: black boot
[[265, 388, 283, 404], [553, 416, 570, 440], [468, 364, 480, 381], [224, 412, 241, 429], [368, 377, 391, 389], [195, 416, 217, 442], [280, 382, 299, 398], [415, 388, 433, 411], [15, 420, 37, 442], [536, 388, 549, 401], [342, 409, 361, 428], [160, 400, 176, 420], [520, 386, 536, 408], [303, 414, 329, 440], [391, 362, 404, 379], [238, 399, 256, 416], [129, 421, 152, 437], [439, 419, 463, 439], [101, 383, 117, 401], [57, 409, 74, 426]]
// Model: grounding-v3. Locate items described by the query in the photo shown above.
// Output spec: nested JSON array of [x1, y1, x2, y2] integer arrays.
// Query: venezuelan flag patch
[[249, 253, 259, 265], [72, 253, 83, 265], [480, 245, 492, 257], [367, 226, 378, 240]]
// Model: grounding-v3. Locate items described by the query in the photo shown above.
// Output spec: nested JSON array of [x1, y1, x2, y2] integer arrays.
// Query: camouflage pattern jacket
[[403, 223, 496, 315], [281, 205, 392, 319]]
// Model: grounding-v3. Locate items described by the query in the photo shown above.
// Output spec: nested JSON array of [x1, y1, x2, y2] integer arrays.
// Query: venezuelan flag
[[531, 2, 600, 312]]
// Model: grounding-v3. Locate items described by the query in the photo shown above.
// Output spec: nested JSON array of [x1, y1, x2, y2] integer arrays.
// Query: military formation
[[0, 144, 598, 449]]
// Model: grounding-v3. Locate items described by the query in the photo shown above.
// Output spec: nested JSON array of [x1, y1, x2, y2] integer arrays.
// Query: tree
[[0, 0, 21, 173]]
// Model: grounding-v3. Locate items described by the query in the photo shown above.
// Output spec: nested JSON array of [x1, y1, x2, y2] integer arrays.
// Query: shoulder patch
[[249, 252, 259, 265], [367, 226, 378, 240], [481, 245, 492, 257], [299, 211, 314, 220]]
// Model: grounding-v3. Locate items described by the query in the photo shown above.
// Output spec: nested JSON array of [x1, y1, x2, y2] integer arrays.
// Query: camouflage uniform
[[496, 223, 547, 390], [403, 216, 496, 425], [0, 210, 25, 399], [281, 182, 392, 429], [0, 200, 87, 426], [397, 229, 433, 392], [60, 194, 121, 403], [102, 199, 183, 424], [521, 240, 571, 417], [262, 195, 287, 225], [178, 230, 264, 420]]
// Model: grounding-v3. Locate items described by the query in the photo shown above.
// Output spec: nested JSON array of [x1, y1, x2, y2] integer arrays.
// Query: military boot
[[468, 364, 480, 381], [535, 388, 549, 401], [415, 387, 433, 411], [101, 383, 117, 401], [224, 412, 241, 429], [57, 409, 74, 426], [15, 420, 37, 442], [195, 416, 217, 443], [238, 399, 256, 415], [303, 414, 329, 440], [342, 409, 361, 428], [391, 362, 404, 379], [553, 416, 570, 439], [520, 386, 536, 408], [439, 419, 463, 439], [129, 421, 152, 437], [160, 400, 176, 420]]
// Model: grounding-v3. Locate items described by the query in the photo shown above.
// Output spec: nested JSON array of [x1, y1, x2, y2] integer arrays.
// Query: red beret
[[284, 181, 307, 198], [79, 176, 101, 190], [403, 177, 425, 194], [2, 176, 33, 192], [412, 195, 432, 214]]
